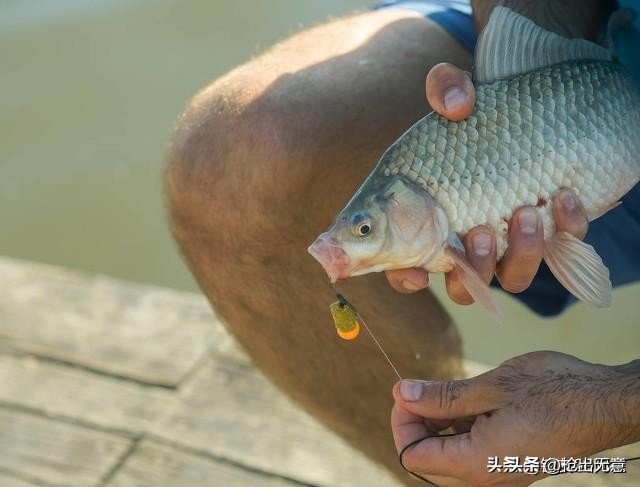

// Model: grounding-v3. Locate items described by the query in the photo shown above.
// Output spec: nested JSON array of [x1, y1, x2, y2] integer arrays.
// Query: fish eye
[[356, 222, 371, 236], [350, 212, 372, 237]]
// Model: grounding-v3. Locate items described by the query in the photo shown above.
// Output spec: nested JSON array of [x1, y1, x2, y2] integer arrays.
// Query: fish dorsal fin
[[607, 7, 635, 48], [474, 6, 614, 84]]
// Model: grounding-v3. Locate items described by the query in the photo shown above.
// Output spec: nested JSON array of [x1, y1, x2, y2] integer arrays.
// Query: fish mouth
[[308, 233, 352, 283]]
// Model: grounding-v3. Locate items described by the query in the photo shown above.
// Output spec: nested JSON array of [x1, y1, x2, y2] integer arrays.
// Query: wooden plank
[[0, 407, 131, 487], [0, 256, 219, 386], [150, 354, 640, 487], [149, 360, 401, 487], [0, 352, 172, 435], [107, 440, 300, 487], [0, 471, 41, 487]]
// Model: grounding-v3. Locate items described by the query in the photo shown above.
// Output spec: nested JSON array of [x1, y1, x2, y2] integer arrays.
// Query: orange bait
[[329, 294, 360, 340]]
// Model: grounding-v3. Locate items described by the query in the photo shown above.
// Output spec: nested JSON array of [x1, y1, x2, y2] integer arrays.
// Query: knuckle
[[434, 380, 467, 413], [514, 240, 544, 256]]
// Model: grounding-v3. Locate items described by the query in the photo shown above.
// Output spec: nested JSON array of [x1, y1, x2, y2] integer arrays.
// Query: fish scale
[[380, 61, 640, 258]]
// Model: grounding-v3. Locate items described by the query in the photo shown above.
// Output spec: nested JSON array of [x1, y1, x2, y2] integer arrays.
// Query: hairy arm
[[610, 359, 640, 447]]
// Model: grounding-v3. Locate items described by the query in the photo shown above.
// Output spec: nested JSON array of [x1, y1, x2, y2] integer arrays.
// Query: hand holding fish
[[309, 7, 640, 321], [391, 351, 640, 486], [384, 63, 590, 305]]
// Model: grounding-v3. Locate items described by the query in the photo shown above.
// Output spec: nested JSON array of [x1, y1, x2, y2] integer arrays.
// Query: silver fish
[[309, 7, 640, 320]]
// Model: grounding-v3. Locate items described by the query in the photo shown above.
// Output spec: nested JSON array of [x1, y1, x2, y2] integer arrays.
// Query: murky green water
[[1, 0, 637, 366]]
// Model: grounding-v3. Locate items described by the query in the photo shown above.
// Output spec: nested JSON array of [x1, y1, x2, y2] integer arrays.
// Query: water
[[1, 0, 637, 366]]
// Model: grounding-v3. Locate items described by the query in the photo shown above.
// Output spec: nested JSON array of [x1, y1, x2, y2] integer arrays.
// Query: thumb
[[393, 374, 500, 419], [426, 63, 476, 121]]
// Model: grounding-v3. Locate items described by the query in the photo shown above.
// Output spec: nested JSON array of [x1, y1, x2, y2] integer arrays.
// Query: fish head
[[308, 177, 448, 282]]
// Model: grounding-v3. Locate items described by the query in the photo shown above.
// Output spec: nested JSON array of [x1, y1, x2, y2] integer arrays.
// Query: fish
[[308, 7, 640, 321]]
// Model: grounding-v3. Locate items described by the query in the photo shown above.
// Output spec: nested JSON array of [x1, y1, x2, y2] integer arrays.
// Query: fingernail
[[518, 208, 538, 235], [443, 87, 468, 111], [472, 232, 492, 256], [559, 190, 576, 212], [400, 380, 424, 402], [401, 279, 424, 291]]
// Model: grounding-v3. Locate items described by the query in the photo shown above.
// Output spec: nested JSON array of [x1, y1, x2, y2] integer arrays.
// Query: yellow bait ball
[[337, 321, 360, 340], [329, 298, 360, 340]]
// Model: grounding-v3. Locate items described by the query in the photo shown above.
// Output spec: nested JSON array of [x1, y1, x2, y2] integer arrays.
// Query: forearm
[[470, 0, 615, 39], [584, 359, 640, 453], [608, 359, 640, 448]]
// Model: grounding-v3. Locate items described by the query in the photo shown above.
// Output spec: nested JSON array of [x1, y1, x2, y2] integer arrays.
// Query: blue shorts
[[375, 0, 640, 317], [374, 0, 476, 52]]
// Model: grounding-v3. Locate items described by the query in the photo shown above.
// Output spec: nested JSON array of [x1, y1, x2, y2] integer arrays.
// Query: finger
[[552, 189, 588, 240], [392, 402, 470, 478], [391, 402, 441, 453], [392, 376, 501, 419], [426, 63, 476, 121], [445, 268, 473, 305], [496, 207, 544, 293], [401, 431, 471, 478], [445, 227, 496, 304], [385, 268, 429, 293], [451, 417, 476, 434]]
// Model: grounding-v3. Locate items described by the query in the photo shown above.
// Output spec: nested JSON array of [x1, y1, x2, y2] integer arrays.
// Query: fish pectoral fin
[[444, 239, 503, 324], [543, 231, 612, 307], [588, 200, 622, 222]]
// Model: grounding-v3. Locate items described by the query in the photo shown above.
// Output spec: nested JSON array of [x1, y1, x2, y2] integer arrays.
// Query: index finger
[[391, 402, 471, 477], [385, 268, 429, 293], [390, 402, 452, 453], [552, 188, 588, 240]]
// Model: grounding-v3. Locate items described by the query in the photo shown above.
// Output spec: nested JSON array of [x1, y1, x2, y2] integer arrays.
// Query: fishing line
[[328, 283, 402, 380], [357, 311, 402, 381], [328, 284, 444, 484], [399, 435, 456, 486], [327, 285, 639, 485], [398, 428, 640, 485]]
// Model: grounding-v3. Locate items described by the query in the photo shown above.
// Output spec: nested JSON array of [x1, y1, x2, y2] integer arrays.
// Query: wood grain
[[107, 440, 300, 487], [149, 359, 401, 487], [0, 256, 217, 386], [0, 352, 172, 435], [0, 408, 130, 487]]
